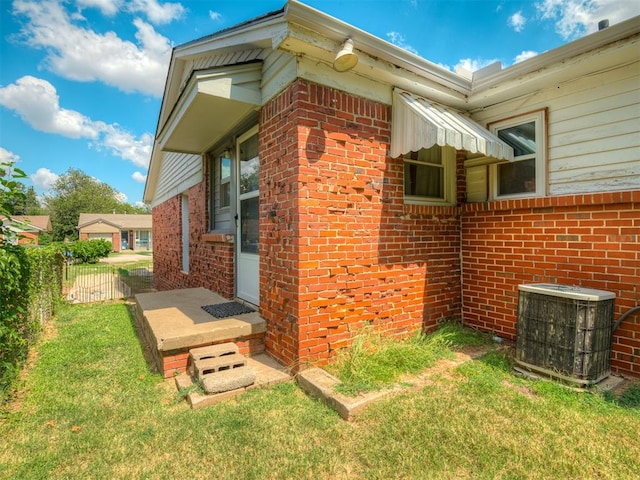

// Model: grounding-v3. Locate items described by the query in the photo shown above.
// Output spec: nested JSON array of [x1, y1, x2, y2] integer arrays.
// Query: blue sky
[[1, 0, 639, 207]]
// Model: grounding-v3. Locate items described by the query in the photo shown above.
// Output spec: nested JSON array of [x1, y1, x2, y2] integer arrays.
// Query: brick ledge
[[463, 190, 639, 213]]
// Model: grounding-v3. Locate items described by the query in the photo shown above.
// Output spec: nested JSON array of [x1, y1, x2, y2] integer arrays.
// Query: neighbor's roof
[[8, 215, 52, 232], [77, 213, 152, 230]]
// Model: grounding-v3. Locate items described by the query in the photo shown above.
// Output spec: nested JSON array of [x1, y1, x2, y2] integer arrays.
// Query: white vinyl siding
[[153, 152, 202, 207], [469, 61, 639, 198]]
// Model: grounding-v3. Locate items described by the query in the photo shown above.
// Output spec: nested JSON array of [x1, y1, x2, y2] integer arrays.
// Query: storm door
[[235, 128, 260, 305]]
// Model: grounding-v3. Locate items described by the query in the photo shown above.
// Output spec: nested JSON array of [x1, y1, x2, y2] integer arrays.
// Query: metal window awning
[[391, 88, 514, 162]]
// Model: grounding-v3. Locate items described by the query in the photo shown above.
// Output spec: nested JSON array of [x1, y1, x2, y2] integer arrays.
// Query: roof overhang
[[156, 63, 262, 155], [391, 89, 514, 161], [77, 219, 122, 230]]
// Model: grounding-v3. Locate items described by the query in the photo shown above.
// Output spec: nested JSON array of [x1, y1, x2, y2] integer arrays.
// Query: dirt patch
[[1, 320, 58, 419]]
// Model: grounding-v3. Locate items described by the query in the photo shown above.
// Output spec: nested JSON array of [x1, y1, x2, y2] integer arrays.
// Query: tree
[[43, 168, 147, 241], [1, 161, 28, 240], [12, 184, 43, 216]]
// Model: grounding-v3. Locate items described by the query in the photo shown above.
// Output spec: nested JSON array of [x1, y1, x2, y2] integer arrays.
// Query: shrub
[[0, 244, 64, 404], [68, 239, 112, 263], [0, 243, 32, 402]]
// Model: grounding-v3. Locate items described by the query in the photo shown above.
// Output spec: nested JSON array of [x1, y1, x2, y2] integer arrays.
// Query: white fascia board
[[144, 144, 162, 203], [278, 25, 469, 107], [469, 15, 640, 106], [174, 16, 287, 59], [283, 0, 471, 98]]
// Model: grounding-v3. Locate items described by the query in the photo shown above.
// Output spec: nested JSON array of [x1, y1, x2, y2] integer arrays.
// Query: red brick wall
[[260, 79, 461, 371], [461, 190, 640, 376], [152, 163, 235, 298]]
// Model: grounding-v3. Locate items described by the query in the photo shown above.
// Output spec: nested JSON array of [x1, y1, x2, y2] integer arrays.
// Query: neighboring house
[[1, 215, 52, 245], [144, 1, 639, 376], [77, 214, 153, 251]]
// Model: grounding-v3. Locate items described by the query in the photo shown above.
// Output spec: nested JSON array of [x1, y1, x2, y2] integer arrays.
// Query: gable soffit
[[156, 11, 288, 136]]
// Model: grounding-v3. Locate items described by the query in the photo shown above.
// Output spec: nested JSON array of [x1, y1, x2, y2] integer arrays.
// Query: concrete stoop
[[175, 343, 291, 408]]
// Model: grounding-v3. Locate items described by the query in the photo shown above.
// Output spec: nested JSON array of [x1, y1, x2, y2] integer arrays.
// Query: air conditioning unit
[[516, 284, 615, 386]]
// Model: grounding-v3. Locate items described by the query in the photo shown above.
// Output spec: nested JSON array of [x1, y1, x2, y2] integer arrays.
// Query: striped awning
[[391, 89, 514, 161]]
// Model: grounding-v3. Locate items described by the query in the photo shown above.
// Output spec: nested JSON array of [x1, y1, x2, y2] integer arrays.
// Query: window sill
[[202, 232, 235, 244], [404, 198, 455, 207]]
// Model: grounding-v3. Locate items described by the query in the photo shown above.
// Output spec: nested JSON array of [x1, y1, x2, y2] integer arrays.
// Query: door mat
[[201, 302, 255, 318]]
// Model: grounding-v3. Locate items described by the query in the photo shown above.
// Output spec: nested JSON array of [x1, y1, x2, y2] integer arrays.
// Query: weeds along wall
[[259, 79, 462, 370], [461, 191, 640, 376]]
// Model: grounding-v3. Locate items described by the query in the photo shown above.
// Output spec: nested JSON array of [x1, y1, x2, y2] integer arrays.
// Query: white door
[[236, 128, 260, 305]]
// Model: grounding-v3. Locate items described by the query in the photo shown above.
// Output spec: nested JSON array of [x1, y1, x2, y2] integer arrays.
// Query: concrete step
[[190, 342, 239, 362], [188, 343, 239, 377], [194, 353, 247, 379], [201, 367, 256, 394]]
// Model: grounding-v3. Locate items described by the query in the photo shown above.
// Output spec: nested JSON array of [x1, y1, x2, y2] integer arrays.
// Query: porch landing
[[134, 287, 269, 378]]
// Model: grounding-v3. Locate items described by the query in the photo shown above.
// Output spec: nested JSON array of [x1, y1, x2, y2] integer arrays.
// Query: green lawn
[[1, 302, 639, 479]]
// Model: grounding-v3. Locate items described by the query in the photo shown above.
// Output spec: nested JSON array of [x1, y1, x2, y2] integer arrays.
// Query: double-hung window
[[403, 145, 456, 205], [210, 151, 233, 231], [490, 110, 546, 198]]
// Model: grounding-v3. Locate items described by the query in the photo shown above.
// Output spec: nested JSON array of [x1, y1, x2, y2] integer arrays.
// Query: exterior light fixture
[[333, 38, 358, 72]]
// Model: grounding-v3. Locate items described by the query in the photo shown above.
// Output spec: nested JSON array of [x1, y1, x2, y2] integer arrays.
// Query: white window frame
[[403, 145, 456, 206], [181, 194, 189, 273], [489, 110, 546, 200]]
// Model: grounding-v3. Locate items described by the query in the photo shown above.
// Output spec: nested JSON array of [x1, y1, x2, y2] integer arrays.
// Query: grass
[[325, 322, 492, 395], [1, 303, 639, 479]]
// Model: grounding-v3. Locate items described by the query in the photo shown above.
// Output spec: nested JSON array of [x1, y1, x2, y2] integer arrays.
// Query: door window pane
[[239, 134, 259, 194], [240, 196, 259, 254]]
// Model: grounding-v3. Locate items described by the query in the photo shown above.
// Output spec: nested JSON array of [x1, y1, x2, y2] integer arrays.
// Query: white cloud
[[0, 76, 100, 139], [514, 50, 539, 63], [536, 0, 640, 39], [386, 32, 419, 55], [76, 0, 184, 24], [132, 171, 147, 183], [0, 76, 152, 168], [509, 11, 527, 32], [128, 0, 185, 24], [454, 58, 500, 73], [0, 146, 21, 164], [98, 129, 152, 168], [31, 167, 59, 190], [209, 10, 222, 21], [76, 0, 119, 16], [12, 0, 172, 96], [114, 191, 128, 203]]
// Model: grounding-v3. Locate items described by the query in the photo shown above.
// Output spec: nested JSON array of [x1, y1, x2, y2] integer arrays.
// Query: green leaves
[[1, 244, 63, 404], [1, 160, 28, 242]]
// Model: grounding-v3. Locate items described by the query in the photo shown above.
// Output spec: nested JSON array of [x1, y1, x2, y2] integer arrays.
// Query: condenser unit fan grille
[[516, 284, 615, 385]]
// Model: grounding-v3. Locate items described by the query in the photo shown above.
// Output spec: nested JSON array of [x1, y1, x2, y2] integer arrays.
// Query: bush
[[68, 239, 112, 263], [0, 243, 32, 402], [0, 244, 64, 404]]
